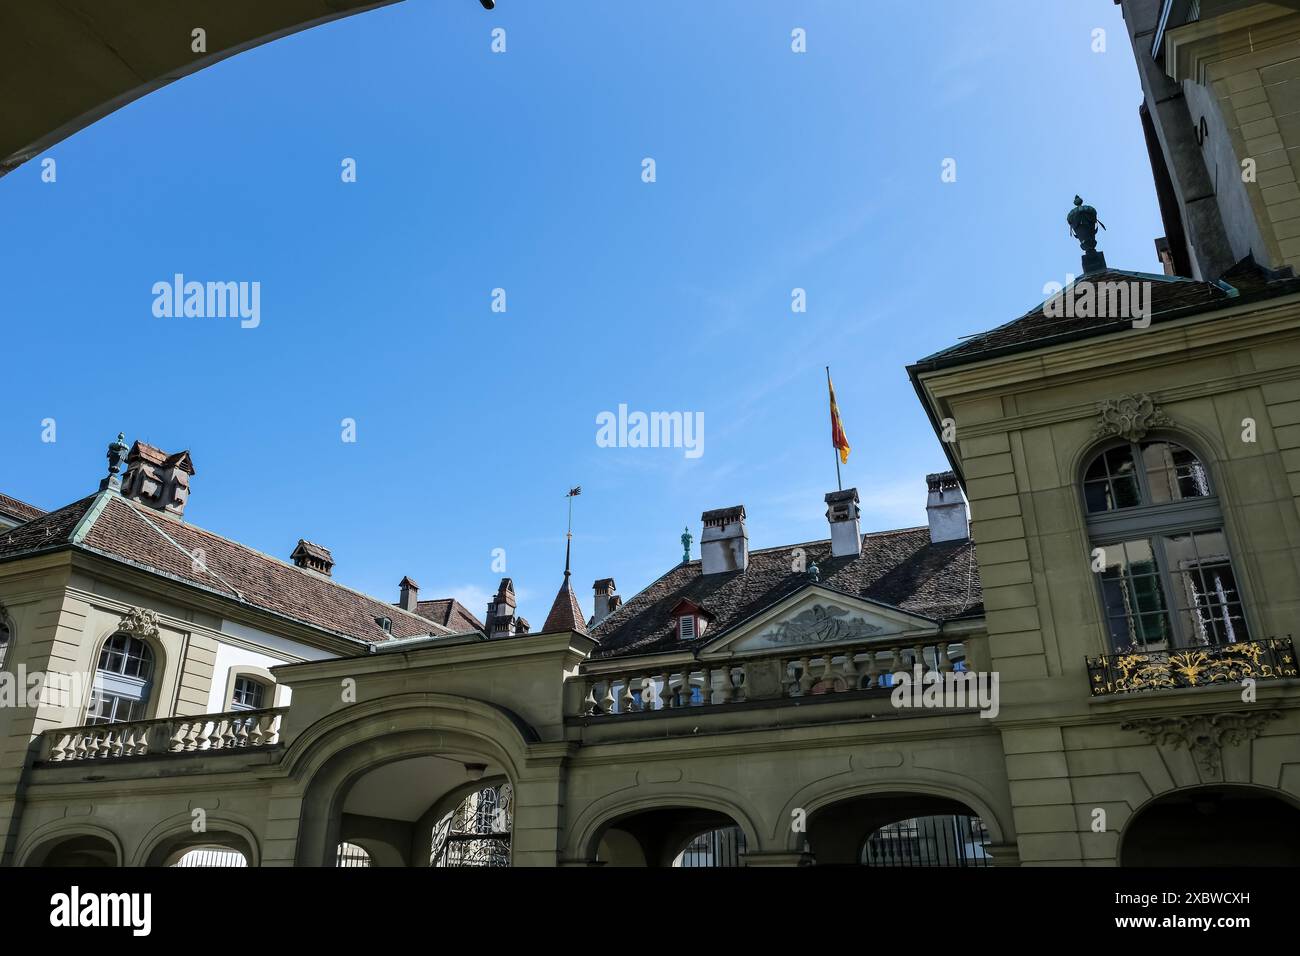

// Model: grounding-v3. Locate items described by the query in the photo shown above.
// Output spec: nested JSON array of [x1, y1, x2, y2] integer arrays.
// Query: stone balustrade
[[41, 707, 286, 763], [575, 636, 967, 717]]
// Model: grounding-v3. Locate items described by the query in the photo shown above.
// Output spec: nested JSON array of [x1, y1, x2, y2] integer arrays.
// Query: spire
[[542, 576, 589, 635]]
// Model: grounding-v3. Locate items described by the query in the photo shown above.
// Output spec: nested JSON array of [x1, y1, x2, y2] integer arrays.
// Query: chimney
[[701, 505, 748, 574], [120, 441, 195, 517], [824, 488, 862, 559], [926, 472, 969, 543], [592, 578, 618, 626], [290, 539, 334, 576], [399, 576, 419, 612], [484, 577, 519, 638]]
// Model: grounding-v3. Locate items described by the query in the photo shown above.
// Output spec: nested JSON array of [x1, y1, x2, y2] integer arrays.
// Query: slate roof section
[[542, 575, 590, 636], [0, 492, 451, 645], [415, 598, 485, 634], [590, 527, 982, 660], [912, 258, 1300, 371], [0, 492, 46, 525]]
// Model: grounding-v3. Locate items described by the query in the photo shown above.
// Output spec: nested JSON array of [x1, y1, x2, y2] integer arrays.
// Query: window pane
[[1143, 442, 1211, 504], [1111, 475, 1141, 509], [1163, 530, 1249, 646], [1098, 539, 1172, 651]]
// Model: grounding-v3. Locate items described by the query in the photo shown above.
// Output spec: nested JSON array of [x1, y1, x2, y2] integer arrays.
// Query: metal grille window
[[672, 826, 746, 867], [336, 842, 373, 868], [1083, 440, 1249, 652], [231, 675, 268, 711], [430, 784, 512, 867], [86, 633, 154, 725], [170, 847, 248, 867], [862, 815, 990, 867]]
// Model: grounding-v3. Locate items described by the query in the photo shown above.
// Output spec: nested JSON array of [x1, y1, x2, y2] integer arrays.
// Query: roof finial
[[100, 432, 128, 492], [681, 525, 693, 564], [1067, 195, 1107, 274]]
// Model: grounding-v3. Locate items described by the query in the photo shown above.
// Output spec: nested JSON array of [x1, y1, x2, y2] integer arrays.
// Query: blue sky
[[0, 0, 1162, 625]]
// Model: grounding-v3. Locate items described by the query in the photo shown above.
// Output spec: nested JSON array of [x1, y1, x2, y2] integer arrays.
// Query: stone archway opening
[[332, 754, 514, 867], [147, 830, 256, 867], [27, 833, 118, 867], [1121, 786, 1300, 866], [806, 792, 993, 866], [594, 807, 746, 867], [169, 845, 250, 867]]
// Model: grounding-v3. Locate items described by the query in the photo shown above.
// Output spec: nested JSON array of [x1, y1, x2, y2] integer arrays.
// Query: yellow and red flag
[[828, 372, 850, 464]]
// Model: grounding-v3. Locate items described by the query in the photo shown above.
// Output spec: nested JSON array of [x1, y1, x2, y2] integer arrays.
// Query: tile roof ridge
[[114, 497, 245, 600]]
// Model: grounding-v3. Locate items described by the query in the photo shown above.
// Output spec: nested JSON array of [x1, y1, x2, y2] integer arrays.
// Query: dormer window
[[376, 616, 392, 634], [670, 599, 709, 642]]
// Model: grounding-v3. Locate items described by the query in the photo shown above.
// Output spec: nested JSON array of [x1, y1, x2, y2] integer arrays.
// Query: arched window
[[230, 674, 270, 711], [1082, 439, 1249, 651], [0, 614, 10, 671], [87, 633, 155, 725]]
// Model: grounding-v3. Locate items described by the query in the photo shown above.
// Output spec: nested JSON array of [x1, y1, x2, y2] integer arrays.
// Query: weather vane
[[563, 487, 581, 579], [681, 525, 693, 564]]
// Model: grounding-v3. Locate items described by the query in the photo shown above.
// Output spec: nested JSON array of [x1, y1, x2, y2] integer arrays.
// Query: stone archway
[[1120, 785, 1300, 866], [804, 792, 996, 866], [24, 832, 120, 867], [286, 694, 534, 866], [588, 805, 752, 867]]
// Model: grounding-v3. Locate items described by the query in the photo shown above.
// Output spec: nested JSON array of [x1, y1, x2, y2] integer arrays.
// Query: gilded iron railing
[[1086, 637, 1296, 696]]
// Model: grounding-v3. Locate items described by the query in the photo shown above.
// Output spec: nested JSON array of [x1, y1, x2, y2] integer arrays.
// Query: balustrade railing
[[575, 636, 967, 717], [1086, 636, 1297, 696], [41, 707, 286, 763]]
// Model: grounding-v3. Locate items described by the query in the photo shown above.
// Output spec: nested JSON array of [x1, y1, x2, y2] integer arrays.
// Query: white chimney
[[701, 505, 748, 574], [926, 472, 969, 543], [825, 488, 862, 558]]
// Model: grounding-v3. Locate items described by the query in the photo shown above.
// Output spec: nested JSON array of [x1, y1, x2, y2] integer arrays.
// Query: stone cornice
[[1164, 4, 1300, 84]]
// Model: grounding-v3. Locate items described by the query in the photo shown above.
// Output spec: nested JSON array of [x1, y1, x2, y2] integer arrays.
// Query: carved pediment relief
[[701, 587, 936, 658]]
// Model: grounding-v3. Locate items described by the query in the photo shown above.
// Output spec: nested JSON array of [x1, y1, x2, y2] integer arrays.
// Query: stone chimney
[[120, 440, 195, 517], [592, 578, 618, 626], [399, 576, 419, 612], [825, 488, 862, 559], [484, 578, 520, 638], [291, 539, 334, 576], [926, 472, 969, 543], [701, 505, 748, 575]]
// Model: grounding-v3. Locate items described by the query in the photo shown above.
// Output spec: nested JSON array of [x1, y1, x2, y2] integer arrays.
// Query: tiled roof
[[590, 527, 982, 660], [0, 492, 47, 525], [542, 575, 590, 636], [0, 492, 451, 645], [415, 598, 484, 634], [913, 258, 1300, 370], [0, 495, 97, 556]]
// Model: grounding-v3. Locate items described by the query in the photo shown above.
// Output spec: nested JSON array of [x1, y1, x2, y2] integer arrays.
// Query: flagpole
[[827, 366, 842, 492]]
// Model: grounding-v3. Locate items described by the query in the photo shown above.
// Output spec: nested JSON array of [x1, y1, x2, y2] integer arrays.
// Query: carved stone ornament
[[1094, 393, 1172, 443], [1121, 710, 1281, 775], [119, 606, 162, 639], [756, 604, 884, 647]]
